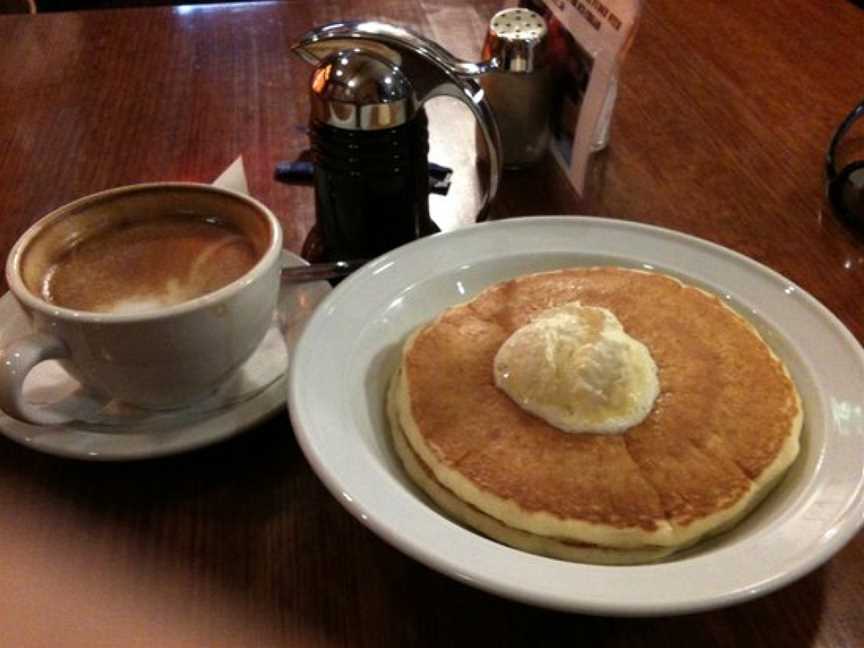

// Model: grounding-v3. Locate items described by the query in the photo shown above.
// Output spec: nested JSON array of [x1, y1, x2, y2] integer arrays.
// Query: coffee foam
[[95, 278, 191, 314], [105, 296, 176, 315], [37, 215, 261, 313]]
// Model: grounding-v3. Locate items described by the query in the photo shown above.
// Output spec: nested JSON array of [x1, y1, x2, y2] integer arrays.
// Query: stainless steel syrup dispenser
[[292, 21, 502, 261]]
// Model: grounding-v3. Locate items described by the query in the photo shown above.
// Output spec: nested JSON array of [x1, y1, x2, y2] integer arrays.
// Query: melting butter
[[494, 302, 659, 434]]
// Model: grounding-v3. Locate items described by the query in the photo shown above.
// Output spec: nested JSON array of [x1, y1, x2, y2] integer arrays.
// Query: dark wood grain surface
[[1, 1, 863, 645]]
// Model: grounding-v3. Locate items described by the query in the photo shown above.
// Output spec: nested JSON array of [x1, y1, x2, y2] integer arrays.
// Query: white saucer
[[0, 251, 330, 461]]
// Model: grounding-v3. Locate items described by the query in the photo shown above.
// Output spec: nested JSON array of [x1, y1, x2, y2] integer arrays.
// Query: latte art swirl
[[40, 214, 260, 313]]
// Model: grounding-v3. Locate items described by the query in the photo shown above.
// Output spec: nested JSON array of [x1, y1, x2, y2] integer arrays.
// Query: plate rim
[[288, 216, 864, 615]]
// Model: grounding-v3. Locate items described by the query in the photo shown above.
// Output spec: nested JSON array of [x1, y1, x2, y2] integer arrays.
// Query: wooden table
[[1, 1, 863, 645]]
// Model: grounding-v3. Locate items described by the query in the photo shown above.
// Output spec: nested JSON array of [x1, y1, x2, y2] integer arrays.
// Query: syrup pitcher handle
[[422, 78, 501, 220], [292, 21, 502, 219]]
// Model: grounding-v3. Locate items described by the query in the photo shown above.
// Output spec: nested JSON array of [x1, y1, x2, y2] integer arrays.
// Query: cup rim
[[5, 182, 284, 323]]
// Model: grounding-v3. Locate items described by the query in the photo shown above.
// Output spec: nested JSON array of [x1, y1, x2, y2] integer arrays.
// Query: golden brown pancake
[[390, 268, 802, 554], [387, 370, 680, 564]]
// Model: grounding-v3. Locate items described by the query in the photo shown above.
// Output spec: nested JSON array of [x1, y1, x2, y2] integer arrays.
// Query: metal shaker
[[480, 8, 553, 169]]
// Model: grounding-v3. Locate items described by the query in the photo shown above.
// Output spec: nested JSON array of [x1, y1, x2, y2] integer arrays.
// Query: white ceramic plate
[[0, 252, 329, 461], [288, 217, 864, 616]]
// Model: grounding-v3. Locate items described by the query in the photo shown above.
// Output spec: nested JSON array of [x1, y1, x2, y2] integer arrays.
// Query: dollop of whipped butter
[[493, 302, 659, 434]]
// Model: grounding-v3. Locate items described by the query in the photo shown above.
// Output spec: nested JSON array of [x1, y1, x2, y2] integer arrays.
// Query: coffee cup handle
[[0, 333, 74, 426]]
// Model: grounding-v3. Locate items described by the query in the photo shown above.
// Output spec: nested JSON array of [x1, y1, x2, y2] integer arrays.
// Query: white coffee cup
[[0, 183, 283, 426]]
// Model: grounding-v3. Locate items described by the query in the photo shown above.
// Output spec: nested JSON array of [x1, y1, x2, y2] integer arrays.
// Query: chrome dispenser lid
[[482, 8, 548, 73], [310, 49, 416, 130]]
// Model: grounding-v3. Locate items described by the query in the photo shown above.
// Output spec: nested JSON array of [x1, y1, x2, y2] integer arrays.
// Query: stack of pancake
[[387, 268, 802, 564]]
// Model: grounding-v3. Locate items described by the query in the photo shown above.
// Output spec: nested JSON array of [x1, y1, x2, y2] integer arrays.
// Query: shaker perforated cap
[[482, 8, 548, 73]]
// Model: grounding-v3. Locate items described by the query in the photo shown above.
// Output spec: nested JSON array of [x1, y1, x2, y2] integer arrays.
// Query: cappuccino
[[1, 182, 283, 423], [38, 215, 260, 314]]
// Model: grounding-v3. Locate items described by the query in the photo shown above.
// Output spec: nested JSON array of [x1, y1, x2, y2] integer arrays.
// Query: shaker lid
[[483, 8, 548, 73], [309, 49, 416, 130]]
